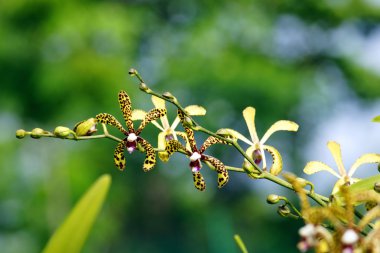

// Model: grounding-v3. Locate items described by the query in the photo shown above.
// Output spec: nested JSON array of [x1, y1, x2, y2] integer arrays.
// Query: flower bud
[[73, 118, 97, 136], [267, 194, 280, 204], [374, 182, 380, 193], [162, 92, 178, 103], [128, 68, 137, 76], [16, 129, 26, 139], [31, 128, 44, 139], [54, 126, 72, 138], [277, 205, 291, 217], [183, 116, 193, 127], [139, 82, 150, 92]]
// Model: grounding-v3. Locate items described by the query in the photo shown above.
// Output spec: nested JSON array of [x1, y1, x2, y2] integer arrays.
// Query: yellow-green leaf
[[42, 174, 111, 253], [372, 115, 380, 123], [333, 174, 380, 205]]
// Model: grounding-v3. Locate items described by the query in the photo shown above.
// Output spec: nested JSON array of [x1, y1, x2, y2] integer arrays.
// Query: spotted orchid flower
[[132, 96, 206, 162], [163, 109, 229, 191], [219, 107, 298, 175], [304, 141, 380, 194], [96, 91, 166, 171]]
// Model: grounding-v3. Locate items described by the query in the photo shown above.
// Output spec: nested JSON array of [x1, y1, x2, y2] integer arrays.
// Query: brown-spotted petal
[[136, 108, 167, 135], [118, 91, 134, 132], [96, 113, 128, 135], [114, 141, 126, 171], [137, 138, 156, 172], [203, 155, 229, 188], [165, 140, 186, 158], [199, 136, 228, 154], [192, 171, 206, 191]]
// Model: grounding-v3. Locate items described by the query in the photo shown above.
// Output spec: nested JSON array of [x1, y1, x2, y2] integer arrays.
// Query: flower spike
[[96, 91, 167, 171]]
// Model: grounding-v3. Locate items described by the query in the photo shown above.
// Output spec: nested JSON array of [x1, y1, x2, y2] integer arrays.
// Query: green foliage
[[42, 174, 111, 253]]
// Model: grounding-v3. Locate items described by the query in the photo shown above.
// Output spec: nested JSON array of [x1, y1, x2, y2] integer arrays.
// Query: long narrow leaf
[[42, 174, 111, 253]]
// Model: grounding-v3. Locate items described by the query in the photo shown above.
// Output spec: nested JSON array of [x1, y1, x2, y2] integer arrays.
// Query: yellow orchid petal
[[348, 153, 380, 177], [131, 109, 147, 121], [216, 128, 253, 145], [184, 105, 206, 116], [327, 141, 346, 177], [151, 96, 166, 109], [304, 161, 341, 179], [263, 145, 282, 176], [260, 120, 299, 145], [331, 178, 346, 195], [151, 96, 170, 129], [242, 107, 259, 143], [372, 115, 380, 123], [157, 131, 167, 151]]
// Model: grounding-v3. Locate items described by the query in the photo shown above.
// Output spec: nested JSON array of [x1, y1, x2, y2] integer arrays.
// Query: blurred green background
[[1, 0, 380, 252]]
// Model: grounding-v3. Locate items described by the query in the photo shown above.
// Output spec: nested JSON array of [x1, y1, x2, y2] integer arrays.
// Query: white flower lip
[[299, 224, 315, 237], [341, 229, 359, 245], [190, 152, 201, 162], [127, 133, 137, 142]]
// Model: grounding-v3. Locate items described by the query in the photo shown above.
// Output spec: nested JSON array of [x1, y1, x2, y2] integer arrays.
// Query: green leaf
[[333, 174, 380, 205], [372, 115, 380, 123], [42, 174, 111, 253]]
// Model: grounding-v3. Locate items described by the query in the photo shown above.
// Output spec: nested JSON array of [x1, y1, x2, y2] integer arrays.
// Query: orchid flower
[[304, 141, 380, 194], [132, 96, 206, 161], [96, 91, 166, 171], [219, 107, 298, 175], [163, 109, 229, 191]]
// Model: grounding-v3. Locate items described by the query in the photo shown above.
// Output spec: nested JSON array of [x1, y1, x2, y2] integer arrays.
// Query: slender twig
[[234, 234, 249, 253]]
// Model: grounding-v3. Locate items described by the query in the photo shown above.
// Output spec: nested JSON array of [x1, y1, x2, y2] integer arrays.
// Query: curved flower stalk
[[287, 175, 380, 253], [96, 91, 166, 171], [163, 109, 229, 191], [132, 96, 206, 162], [218, 107, 298, 175], [304, 141, 380, 194]]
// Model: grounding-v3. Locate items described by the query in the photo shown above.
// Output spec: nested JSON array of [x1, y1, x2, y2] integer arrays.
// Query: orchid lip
[[190, 152, 202, 161], [127, 147, 135, 154], [127, 133, 137, 142]]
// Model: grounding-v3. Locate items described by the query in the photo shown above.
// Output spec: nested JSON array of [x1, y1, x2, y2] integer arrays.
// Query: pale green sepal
[[42, 174, 111, 253], [216, 128, 253, 145], [372, 115, 380, 123], [304, 161, 341, 178]]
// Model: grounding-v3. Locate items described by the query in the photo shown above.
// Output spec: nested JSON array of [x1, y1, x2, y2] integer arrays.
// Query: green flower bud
[[183, 116, 193, 127], [73, 118, 97, 136], [128, 68, 137, 76], [31, 128, 44, 139], [54, 126, 72, 138], [16, 129, 26, 139], [277, 205, 291, 217], [374, 182, 380, 193], [162, 92, 178, 103], [139, 82, 150, 92], [267, 194, 280, 204]]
